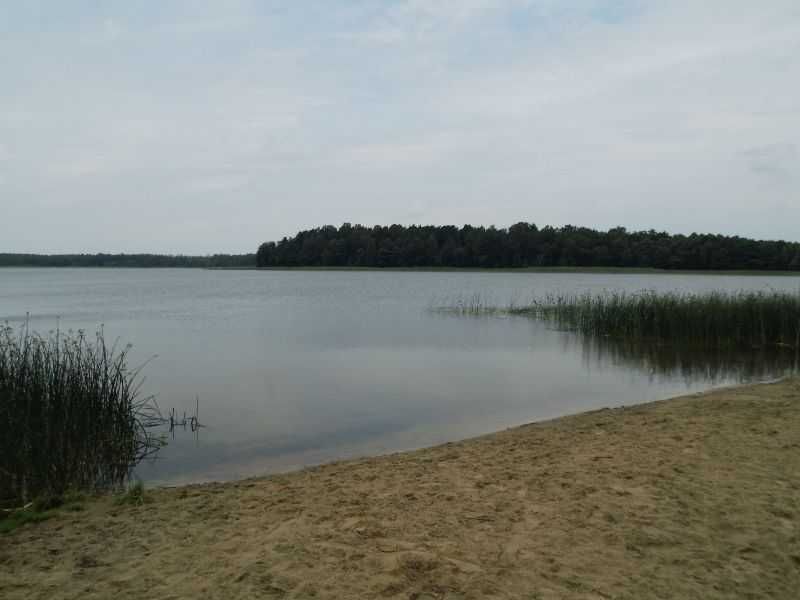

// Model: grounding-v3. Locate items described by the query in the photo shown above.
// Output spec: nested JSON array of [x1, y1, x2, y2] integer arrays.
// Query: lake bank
[[222, 265, 800, 275], [6, 264, 800, 276], [3, 379, 799, 599]]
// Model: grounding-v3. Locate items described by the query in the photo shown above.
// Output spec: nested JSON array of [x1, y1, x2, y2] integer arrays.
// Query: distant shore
[[3, 378, 799, 599], [4, 263, 800, 276], [215, 265, 800, 275], [6, 264, 800, 275]]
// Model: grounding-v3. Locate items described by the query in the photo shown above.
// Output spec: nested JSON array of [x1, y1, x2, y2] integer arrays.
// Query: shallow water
[[1, 268, 798, 484]]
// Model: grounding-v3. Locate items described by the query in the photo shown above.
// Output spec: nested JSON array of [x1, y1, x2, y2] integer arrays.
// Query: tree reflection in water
[[564, 333, 799, 385]]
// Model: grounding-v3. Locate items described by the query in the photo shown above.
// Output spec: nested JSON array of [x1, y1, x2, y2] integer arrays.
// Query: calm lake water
[[1, 268, 798, 485]]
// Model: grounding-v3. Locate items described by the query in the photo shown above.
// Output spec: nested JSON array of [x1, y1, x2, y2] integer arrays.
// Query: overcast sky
[[1, 1, 799, 254]]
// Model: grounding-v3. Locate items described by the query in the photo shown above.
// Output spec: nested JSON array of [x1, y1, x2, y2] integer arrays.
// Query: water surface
[[1, 268, 797, 484]]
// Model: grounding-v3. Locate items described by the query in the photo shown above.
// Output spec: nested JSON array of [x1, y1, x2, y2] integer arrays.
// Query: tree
[[248, 224, 800, 272]]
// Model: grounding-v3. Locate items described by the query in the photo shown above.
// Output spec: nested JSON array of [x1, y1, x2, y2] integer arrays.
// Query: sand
[[2, 379, 799, 599]]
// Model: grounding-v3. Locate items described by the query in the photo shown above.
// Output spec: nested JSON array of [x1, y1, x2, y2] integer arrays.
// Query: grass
[[115, 481, 150, 506], [0, 483, 149, 535], [524, 290, 800, 348], [437, 292, 507, 316], [0, 323, 165, 507], [0, 507, 55, 534], [0, 490, 88, 534], [442, 289, 800, 350]]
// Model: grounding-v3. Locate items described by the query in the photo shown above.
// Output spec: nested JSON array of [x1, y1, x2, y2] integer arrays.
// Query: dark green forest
[[5, 224, 800, 271], [0, 253, 254, 268], [257, 224, 800, 271]]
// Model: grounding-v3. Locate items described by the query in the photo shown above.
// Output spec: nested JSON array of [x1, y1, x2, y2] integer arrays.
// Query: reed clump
[[0, 324, 164, 507], [514, 290, 800, 349]]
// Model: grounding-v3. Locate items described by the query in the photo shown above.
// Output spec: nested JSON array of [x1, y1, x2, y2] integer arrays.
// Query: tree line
[[0, 253, 255, 268], [256, 223, 800, 271]]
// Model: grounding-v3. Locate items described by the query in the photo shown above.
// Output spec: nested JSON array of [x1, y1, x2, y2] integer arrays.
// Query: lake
[[1, 268, 798, 485]]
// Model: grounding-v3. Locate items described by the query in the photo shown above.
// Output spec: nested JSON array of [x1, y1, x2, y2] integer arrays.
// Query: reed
[[0, 324, 164, 507], [512, 290, 800, 349], [435, 293, 504, 316]]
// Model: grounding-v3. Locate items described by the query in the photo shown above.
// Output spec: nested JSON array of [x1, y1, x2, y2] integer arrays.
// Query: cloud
[[332, 132, 480, 171], [741, 143, 798, 180], [0, 1, 799, 253], [182, 173, 252, 195]]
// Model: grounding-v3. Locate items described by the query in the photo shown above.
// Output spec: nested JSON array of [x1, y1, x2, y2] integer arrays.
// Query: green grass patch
[[115, 481, 150, 506], [0, 507, 55, 534], [0, 489, 90, 534]]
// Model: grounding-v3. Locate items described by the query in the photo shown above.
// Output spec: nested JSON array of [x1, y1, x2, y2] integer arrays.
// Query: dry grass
[[2, 379, 799, 599]]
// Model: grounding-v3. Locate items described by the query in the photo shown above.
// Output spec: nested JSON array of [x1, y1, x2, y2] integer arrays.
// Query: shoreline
[[3, 378, 799, 598], [3, 264, 800, 276], [212, 266, 800, 276]]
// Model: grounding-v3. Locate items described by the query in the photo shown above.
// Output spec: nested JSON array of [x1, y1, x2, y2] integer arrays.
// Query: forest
[[0, 253, 254, 268], [256, 223, 800, 271], [5, 224, 799, 271]]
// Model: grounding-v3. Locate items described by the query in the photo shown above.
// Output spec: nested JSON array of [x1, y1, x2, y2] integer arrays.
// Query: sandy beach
[[2, 379, 799, 599]]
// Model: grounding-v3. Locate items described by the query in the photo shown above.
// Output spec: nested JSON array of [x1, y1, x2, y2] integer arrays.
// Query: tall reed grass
[[439, 289, 800, 349], [518, 290, 800, 348], [0, 324, 164, 506]]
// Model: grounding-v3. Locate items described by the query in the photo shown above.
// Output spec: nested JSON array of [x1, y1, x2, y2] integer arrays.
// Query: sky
[[1, 1, 799, 254]]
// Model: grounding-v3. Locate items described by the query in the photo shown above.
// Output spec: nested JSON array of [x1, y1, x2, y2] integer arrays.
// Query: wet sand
[[2, 379, 799, 599]]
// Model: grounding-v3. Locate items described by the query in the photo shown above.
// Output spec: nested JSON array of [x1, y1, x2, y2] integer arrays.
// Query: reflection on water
[[570, 334, 798, 385]]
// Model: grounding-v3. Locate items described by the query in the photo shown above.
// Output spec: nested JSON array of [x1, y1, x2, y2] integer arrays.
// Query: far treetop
[[4, 224, 798, 271], [257, 223, 800, 271]]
